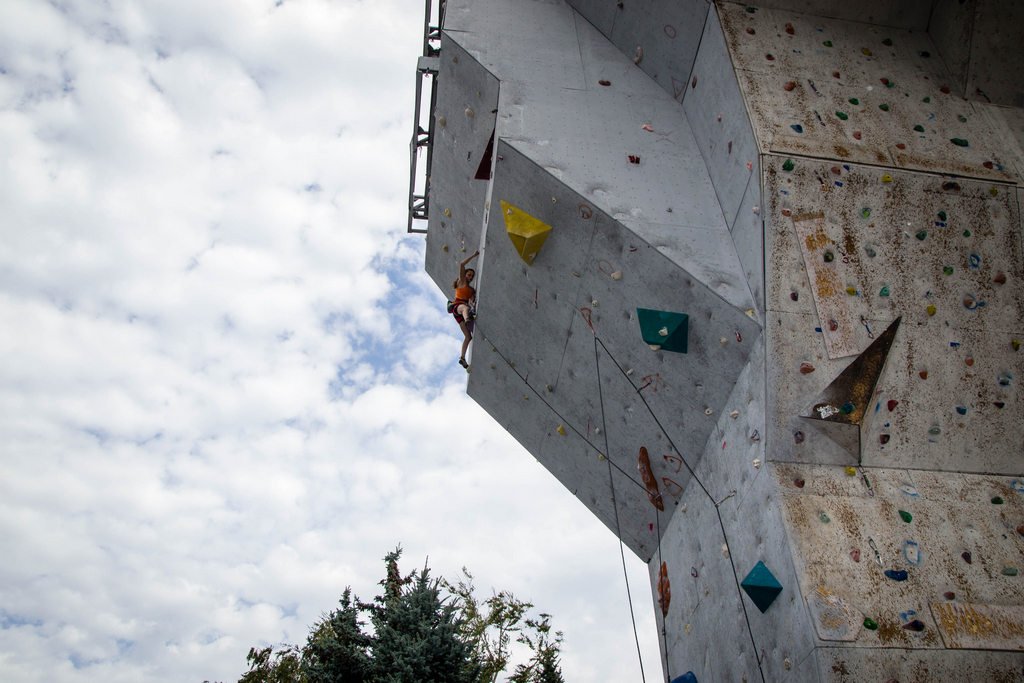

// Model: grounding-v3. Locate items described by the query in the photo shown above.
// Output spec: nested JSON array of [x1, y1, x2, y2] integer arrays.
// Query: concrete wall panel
[[719, 4, 1019, 183], [928, 0, 975, 97], [683, 8, 761, 233], [733, 0, 933, 31], [965, 0, 1024, 109], [564, 0, 616, 37], [424, 36, 499, 297], [979, 104, 1024, 186], [730, 175, 766, 317]]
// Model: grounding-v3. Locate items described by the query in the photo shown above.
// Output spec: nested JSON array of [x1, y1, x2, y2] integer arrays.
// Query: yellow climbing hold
[[927, 305, 937, 316], [443, 245, 449, 252], [501, 200, 553, 266], [846, 286, 856, 296], [990, 187, 999, 196], [599, 454, 607, 460], [845, 466, 857, 476], [1013, 340, 1021, 351], [445, 208, 451, 217], [557, 425, 566, 436], [882, 174, 893, 183]]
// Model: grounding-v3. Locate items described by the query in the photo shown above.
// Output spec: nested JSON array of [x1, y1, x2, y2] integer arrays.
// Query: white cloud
[[0, 1, 662, 682]]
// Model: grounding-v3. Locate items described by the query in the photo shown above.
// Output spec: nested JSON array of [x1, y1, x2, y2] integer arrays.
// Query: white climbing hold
[[720, 337, 728, 345], [681, 504, 687, 513], [753, 459, 762, 469], [573, 271, 580, 277], [595, 427, 601, 435], [465, 108, 474, 117], [546, 384, 553, 392], [658, 327, 669, 336], [650, 344, 662, 351], [730, 410, 740, 418], [705, 407, 713, 415], [626, 369, 634, 376], [611, 270, 622, 280], [591, 300, 598, 306], [722, 543, 729, 558], [752, 206, 760, 215], [633, 46, 643, 64], [784, 659, 791, 671], [489, 364, 495, 369], [438, 117, 446, 127]]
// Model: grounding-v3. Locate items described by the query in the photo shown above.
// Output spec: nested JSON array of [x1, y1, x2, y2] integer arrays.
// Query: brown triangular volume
[[802, 317, 901, 426]]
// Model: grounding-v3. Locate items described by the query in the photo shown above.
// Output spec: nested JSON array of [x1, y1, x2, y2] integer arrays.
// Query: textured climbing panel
[[501, 200, 552, 266], [764, 154, 1023, 474], [718, 3, 1020, 184]]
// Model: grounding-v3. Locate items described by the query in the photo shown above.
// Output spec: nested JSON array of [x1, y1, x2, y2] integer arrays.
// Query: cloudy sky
[[0, 1, 661, 681]]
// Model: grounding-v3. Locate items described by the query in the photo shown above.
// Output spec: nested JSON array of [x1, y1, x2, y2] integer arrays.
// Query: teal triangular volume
[[637, 308, 689, 353], [740, 561, 783, 614]]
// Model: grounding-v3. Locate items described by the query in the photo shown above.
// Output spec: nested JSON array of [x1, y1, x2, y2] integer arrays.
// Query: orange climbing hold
[[657, 562, 671, 618], [638, 447, 664, 511]]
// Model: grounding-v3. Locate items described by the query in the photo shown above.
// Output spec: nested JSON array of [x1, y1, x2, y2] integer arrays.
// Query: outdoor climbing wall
[[763, 154, 1023, 473], [419, 0, 1024, 680], [470, 138, 761, 561], [423, 34, 498, 297], [771, 462, 1024, 679], [718, 3, 1021, 185]]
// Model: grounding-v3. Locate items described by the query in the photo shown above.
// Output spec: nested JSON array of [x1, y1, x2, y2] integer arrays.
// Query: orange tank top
[[455, 285, 474, 302]]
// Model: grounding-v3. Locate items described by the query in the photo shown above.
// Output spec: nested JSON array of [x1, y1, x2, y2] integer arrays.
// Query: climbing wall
[[423, 34, 498, 297], [468, 139, 761, 561], [763, 154, 1023, 473], [773, 462, 1024, 679], [718, 2, 1021, 185]]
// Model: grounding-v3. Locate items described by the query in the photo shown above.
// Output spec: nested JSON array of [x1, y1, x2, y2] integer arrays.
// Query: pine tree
[[301, 589, 372, 683]]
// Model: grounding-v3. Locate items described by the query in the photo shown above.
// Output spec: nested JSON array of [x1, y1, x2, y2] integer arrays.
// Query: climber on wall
[[451, 249, 479, 369]]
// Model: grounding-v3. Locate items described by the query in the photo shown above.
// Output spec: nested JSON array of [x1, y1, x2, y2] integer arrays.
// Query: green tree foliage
[[232, 548, 563, 683]]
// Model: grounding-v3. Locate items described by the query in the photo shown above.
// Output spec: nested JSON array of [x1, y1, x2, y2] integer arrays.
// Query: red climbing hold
[[766, 54, 775, 61], [983, 161, 994, 169], [784, 81, 796, 91], [782, 208, 792, 217], [800, 362, 815, 374], [965, 356, 974, 366], [785, 22, 794, 34], [962, 551, 972, 564], [994, 273, 1007, 285], [896, 143, 906, 150], [903, 619, 925, 632], [919, 370, 928, 380], [880, 434, 890, 444], [1017, 525, 1024, 536], [850, 549, 860, 562], [832, 71, 840, 79], [794, 479, 805, 488], [747, 27, 755, 35], [887, 400, 898, 411], [944, 591, 956, 600], [831, 166, 841, 175], [853, 131, 862, 140], [691, 76, 697, 88], [940, 86, 950, 94]]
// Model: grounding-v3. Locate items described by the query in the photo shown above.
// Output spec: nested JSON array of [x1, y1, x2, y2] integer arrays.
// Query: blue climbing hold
[[791, 124, 804, 133], [956, 406, 966, 415], [970, 254, 981, 268], [885, 569, 909, 581], [740, 561, 783, 613], [671, 674, 698, 683]]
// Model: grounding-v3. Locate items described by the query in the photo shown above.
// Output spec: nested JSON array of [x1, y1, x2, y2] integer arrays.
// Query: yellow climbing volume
[[501, 200, 552, 266]]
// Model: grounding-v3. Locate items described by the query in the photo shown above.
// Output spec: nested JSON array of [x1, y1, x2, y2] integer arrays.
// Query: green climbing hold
[[823, 251, 834, 263], [637, 308, 689, 353], [849, 98, 859, 105], [950, 138, 969, 147], [1004, 566, 1019, 576], [923, 97, 931, 103], [929, 426, 941, 435], [899, 510, 913, 523], [839, 402, 855, 414], [820, 513, 831, 523], [944, 266, 953, 275], [938, 211, 947, 221], [861, 207, 871, 218], [914, 124, 925, 132], [885, 81, 895, 88], [879, 103, 889, 111], [746, 5, 757, 11], [782, 158, 795, 172], [864, 617, 878, 630], [992, 496, 1004, 504], [740, 561, 783, 613], [916, 230, 927, 240], [879, 286, 890, 296], [963, 230, 971, 238], [882, 38, 893, 46], [958, 114, 967, 123], [823, 40, 833, 47], [836, 111, 849, 120]]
